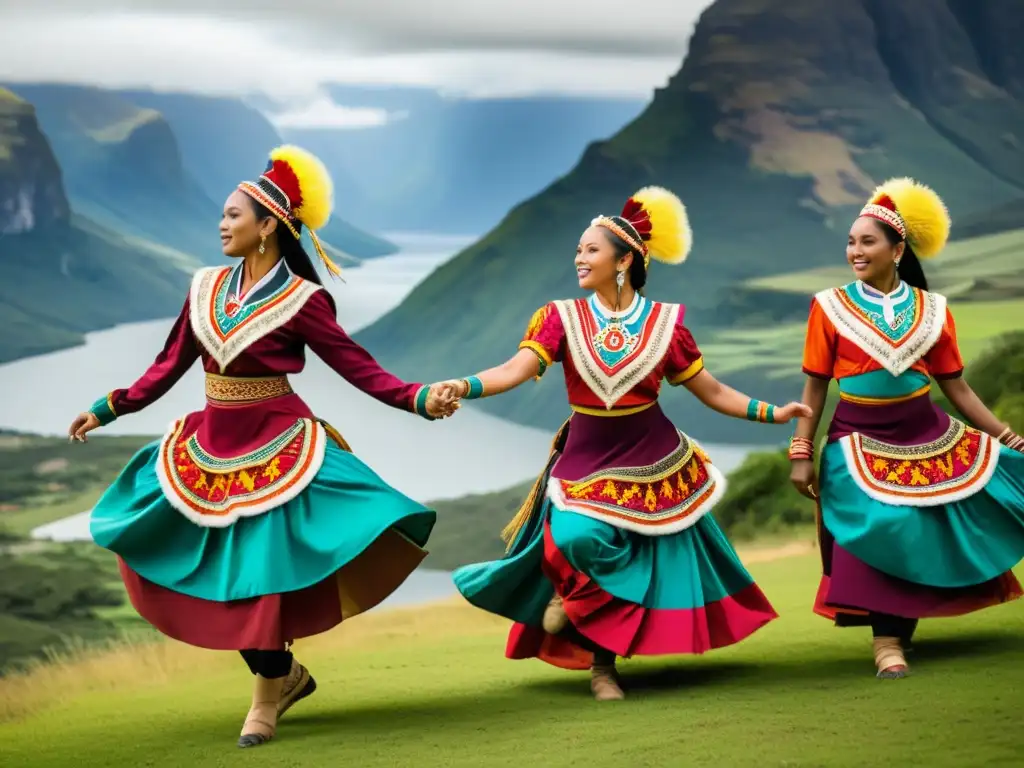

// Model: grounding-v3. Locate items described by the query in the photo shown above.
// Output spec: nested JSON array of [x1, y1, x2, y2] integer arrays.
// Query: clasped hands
[[424, 379, 470, 419]]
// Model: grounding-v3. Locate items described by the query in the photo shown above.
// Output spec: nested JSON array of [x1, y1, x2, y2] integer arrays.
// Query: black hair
[[873, 218, 928, 291], [600, 215, 648, 294], [246, 197, 324, 285]]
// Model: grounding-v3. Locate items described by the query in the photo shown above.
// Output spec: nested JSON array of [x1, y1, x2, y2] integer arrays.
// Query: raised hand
[[68, 412, 101, 443], [774, 402, 814, 423]]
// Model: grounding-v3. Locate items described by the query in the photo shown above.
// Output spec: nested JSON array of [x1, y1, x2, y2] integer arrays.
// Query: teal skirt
[[90, 439, 436, 649], [454, 492, 777, 667]]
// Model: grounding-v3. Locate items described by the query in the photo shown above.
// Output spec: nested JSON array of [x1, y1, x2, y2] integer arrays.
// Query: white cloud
[[269, 97, 406, 129], [0, 2, 712, 108]]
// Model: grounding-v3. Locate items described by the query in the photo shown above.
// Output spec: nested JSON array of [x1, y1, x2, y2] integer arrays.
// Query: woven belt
[[205, 373, 293, 406]]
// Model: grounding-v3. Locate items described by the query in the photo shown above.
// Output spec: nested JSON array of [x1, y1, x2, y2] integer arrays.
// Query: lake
[[1, 232, 756, 565]]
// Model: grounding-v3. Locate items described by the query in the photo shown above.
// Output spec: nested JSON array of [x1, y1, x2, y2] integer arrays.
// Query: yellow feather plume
[[868, 177, 950, 260], [631, 186, 692, 264], [269, 145, 333, 231]]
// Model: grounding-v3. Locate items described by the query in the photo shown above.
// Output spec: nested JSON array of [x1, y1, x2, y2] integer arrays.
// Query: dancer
[[67, 146, 457, 747], [789, 177, 1024, 678], [440, 187, 809, 700]]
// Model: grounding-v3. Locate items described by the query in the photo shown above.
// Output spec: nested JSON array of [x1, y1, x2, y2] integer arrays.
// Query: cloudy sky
[[0, 1, 712, 127]]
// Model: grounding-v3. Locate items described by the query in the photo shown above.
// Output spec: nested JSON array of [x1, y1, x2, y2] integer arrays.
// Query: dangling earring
[[615, 270, 625, 288], [259, 236, 266, 255]]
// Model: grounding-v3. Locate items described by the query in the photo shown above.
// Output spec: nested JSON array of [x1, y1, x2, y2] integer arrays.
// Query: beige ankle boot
[[590, 664, 625, 701], [873, 636, 909, 679], [542, 595, 569, 634], [278, 658, 316, 717], [238, 674, 285, 748]]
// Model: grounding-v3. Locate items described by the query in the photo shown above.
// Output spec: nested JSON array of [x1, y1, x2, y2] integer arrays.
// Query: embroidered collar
[[189, 265, 321, 371], [556, 297, 679, 408], [815, 282, 945, 376], [855, 281, 911, 327], [588, 292, 642, 322]]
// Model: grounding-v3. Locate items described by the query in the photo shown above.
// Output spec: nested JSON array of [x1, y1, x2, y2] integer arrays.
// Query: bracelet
[[788, 436, 814, 461], [998, 426, 1024, 451], [746, 399, 776, 423], [460, 376, 484, 400]]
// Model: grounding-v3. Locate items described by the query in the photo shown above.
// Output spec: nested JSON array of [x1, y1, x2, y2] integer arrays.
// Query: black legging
[[558, 623, 616, 666], [870, 613, 918, 641], [240, 649, 292, 679]]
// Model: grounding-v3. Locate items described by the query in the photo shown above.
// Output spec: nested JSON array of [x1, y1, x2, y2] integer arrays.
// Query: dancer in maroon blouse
[[68, 146, 457, 748]]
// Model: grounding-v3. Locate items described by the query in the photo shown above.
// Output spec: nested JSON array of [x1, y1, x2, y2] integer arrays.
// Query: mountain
[[278, 87, 647, 234], [354, 0, 1024, 443], [8, 84, 224, 264], [115, 90, 398, 260], [0, 89, 191, 363]]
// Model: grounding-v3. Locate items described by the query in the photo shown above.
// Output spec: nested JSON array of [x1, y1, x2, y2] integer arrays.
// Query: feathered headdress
[[238, 145, 342, 277], [592, 186, 692, 270], [858, 177, 951, 259]]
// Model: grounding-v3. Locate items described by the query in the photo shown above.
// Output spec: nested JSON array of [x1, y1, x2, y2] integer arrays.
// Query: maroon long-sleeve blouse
[[89, 262, 430, 467]]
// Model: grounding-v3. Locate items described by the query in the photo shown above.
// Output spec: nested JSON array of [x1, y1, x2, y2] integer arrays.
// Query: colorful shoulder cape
[[554, 296, 680, 409], [813, 282, 946, 376], [189, 265, 322, 372]]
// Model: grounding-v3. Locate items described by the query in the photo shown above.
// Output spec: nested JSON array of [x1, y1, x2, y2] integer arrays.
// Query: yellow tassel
[[631, 186, 692, 265], [269, 145, 333, 231], [308, 230, 343, 279], [868, 177, 950, 260], [500, 420, 570, 550]]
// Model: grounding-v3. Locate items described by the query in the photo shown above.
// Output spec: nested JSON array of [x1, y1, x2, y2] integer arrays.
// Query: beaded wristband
[[461, 376, 485, 400], [88, 393, 118, 426], [746, 400, 776, 423]]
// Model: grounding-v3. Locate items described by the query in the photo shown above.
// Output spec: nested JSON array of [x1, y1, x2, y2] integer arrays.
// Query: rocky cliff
[[0, 88, 69, 235]]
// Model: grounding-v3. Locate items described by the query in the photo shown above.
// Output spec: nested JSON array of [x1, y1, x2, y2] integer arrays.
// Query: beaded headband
[[237, 177, 339, 277], [592, 215, 651, 269], [859, 203, 907, 240]]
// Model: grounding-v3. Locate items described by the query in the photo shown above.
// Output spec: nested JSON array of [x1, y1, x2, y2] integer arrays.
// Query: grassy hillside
[[0, 556, 1021, 767], [354, 0, 1024, 442]]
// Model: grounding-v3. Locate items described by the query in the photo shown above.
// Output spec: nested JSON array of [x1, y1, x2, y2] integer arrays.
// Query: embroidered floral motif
[[841, 418, 999, 506], [547, 431, 725, 535], [189, 267, 321, 371], [156, 417, 326, 526], [556, 297, 679, 409], [815, 283, 945, 376]]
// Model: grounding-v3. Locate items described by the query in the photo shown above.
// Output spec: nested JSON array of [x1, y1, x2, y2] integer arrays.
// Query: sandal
[[542, 595, 569, 634], [590, 665, 625, 701], [873, 636, 909, 679], [278, 659, 317, 718], [238, 675, 284, 748]]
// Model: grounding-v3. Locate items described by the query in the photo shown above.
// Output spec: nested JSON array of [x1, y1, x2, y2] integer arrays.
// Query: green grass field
[[1, 553, 1021, 768]]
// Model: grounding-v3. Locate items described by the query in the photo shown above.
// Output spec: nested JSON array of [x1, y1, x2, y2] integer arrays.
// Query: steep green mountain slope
[[356, 0, 1024, 443], [0, 90, 190, 363]]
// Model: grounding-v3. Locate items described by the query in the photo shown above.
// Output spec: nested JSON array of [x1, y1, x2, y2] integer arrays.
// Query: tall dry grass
[[0, 599, 503, 724]]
